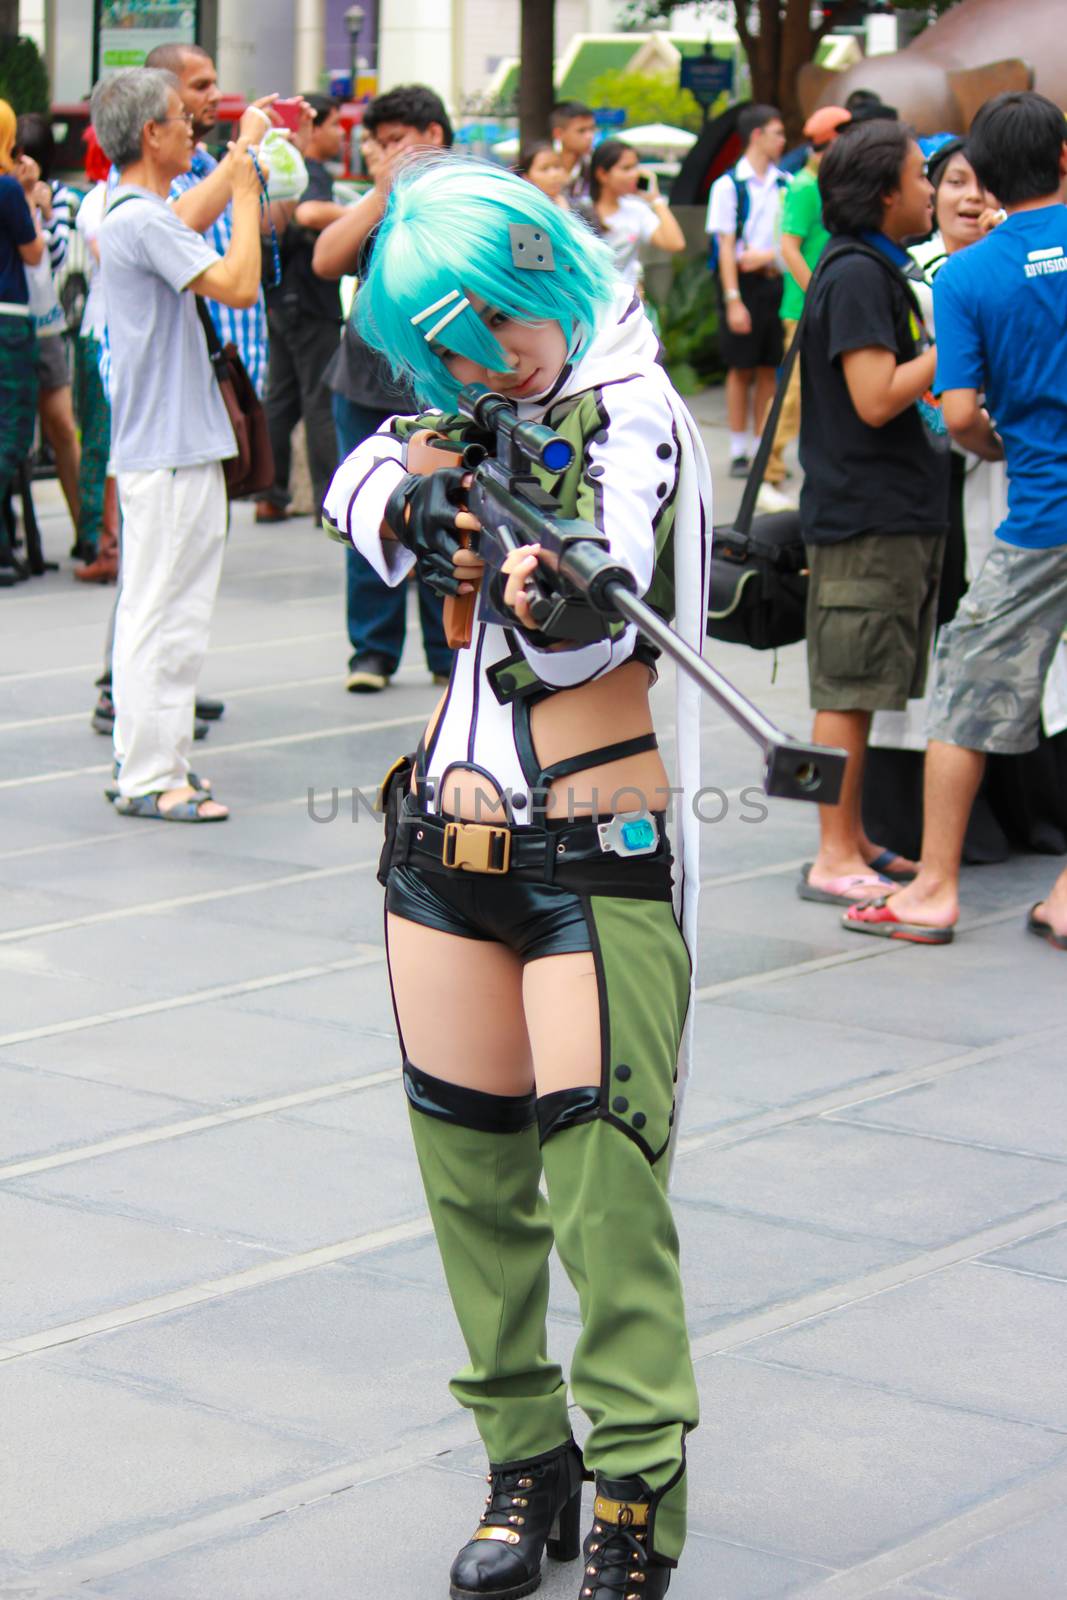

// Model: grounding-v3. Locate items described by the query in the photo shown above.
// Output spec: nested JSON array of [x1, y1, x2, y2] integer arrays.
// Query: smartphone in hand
[[635, 171, 651, 193], [272, 99, 303, 133]]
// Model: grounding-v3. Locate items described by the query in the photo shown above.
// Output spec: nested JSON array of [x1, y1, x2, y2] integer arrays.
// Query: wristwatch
[[724, 289, 741, 302]]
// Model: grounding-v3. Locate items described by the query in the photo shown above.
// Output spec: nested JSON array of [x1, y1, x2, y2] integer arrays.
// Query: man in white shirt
[[92, 67, 263, 822], [706, 104, 788, 476]]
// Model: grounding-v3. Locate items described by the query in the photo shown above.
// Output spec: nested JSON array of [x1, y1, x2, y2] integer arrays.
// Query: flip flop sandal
[[798, 868, 894, 906], [1027, 904, 1067, 951], [866, 848, 918, 884], [106, 767, 211, 802], [113, 788, 226, 824], [842, 896, 954, 944], [801, 855, 916, 887]]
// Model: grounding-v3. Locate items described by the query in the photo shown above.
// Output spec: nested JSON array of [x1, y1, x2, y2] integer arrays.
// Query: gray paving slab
[[982, 1219, 1067, 1281], [4, 420, 1066, 1600], [0, 912, 355, 1008], [681, 1358, 1067, 1569], [853, 1589, 953, 1599], [670, 1120, 1067, 1248], [691, 1000, 956, 1108], [0, 1190, 266, 1342], [741, 1259, 1067, 1429], [722, 902, 1065, 1048], [0, 1360, 340, 1578], [72, 1465, 562, 1600], [50, 1265, 474, 1455], [229, 959, 395, 1032], [892, 1499, 1067, 1599], [0, 883, 102, 934], [0, 962, 150, 1035], [827, 1039, 1067, 1162], [10, 1092, 424, 1252], [0, 1058, 199, 1162], [2, 1001, 397, 1103]]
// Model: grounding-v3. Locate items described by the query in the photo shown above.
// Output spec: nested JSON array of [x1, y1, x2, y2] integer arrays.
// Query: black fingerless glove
[[384, 469, 470, 598]]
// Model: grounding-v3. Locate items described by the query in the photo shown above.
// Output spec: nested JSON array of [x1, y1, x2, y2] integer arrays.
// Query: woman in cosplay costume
[[323, 155, 713, 1600]]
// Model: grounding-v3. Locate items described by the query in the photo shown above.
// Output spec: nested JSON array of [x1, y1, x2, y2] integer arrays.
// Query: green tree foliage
[[651, 256, 725, 394], [619, 2, 963, 137], [586, 67, 705, 132], [0, 35, 50, 116]]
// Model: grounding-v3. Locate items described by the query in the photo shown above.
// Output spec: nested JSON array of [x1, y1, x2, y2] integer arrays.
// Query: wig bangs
[[357, 154, 618, 411]]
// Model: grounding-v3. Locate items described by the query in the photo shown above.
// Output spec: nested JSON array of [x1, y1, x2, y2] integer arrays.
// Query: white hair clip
[[410, 288, 471, 343]]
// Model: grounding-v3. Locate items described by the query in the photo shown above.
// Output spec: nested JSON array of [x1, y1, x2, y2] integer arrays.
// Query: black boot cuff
[[536, 1085, 601, 1145], [403, 1061, 536, 1133]]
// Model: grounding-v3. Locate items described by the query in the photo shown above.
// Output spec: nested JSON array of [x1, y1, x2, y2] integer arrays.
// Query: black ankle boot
[[579, 1477, 673, 1598], [449, 1438, 586, 1600]]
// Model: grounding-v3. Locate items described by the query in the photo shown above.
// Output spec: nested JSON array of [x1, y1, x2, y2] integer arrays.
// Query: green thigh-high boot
[[405, 1063, 585, 1599], [537, 894, 699, 1580], [404, 1061, 573, 1462]]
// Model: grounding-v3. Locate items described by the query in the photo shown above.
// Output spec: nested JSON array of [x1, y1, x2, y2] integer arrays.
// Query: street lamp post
[[345, 4, 364, 97]]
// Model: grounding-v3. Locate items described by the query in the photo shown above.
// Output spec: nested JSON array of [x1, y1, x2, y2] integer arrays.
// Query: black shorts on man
[[718, 272, 784, 370]]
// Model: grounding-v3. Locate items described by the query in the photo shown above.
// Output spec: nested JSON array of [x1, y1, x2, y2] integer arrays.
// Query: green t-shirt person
[[779, 165, 829, 321]]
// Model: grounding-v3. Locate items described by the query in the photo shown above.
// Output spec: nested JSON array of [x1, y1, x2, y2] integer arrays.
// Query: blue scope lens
[[541, 437, 574, 473]]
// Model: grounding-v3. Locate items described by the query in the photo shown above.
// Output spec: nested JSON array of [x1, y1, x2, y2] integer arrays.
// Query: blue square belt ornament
[[597, 811, 660, 858]]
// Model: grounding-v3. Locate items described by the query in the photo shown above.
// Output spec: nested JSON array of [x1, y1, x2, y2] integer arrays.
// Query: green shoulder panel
[[538, 388, 677, 626]]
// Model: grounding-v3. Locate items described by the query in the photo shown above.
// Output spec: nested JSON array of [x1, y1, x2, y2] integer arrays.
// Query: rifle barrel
[[607, 584, 846, 806]]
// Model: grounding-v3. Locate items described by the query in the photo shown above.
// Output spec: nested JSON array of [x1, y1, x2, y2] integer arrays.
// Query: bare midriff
[[415, 659, 668, 822]]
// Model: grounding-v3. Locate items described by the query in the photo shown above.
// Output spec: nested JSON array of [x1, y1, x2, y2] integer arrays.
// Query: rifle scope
[[459, 384, 575, 475]]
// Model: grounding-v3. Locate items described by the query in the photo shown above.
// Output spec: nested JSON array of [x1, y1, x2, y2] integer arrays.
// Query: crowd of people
[[1, 61, 1064, 915], [2, 44, 1066, 1600]]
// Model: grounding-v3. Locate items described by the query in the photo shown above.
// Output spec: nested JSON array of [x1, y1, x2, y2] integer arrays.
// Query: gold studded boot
[[579, 1479, 673, 1599], [449, 1438, 587, 1600]]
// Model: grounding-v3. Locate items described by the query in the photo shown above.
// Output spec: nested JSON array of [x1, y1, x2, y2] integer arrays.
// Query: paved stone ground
[[1, 397, 1065, 1600]]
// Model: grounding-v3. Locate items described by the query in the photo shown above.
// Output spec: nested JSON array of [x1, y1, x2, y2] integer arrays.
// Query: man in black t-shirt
[[796, 119, 948, 906], [257, 95, 345, 526]]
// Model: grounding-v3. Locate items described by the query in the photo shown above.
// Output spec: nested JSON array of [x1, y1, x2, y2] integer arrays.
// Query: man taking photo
[[92, 68, 263, 823]]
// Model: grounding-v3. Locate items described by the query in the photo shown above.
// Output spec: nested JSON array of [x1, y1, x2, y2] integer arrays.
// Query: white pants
[[113, 462, 228, 798]]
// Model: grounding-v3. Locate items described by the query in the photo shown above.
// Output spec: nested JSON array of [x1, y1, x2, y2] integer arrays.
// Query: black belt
[[394, 798, 667, 878]]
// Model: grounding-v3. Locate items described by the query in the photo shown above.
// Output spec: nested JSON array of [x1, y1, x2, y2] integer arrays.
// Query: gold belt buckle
[[442, 821, 512, 874]]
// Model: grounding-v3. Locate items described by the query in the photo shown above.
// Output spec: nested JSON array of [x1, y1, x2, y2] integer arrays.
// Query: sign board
[[593, 108, 627, 128], [680, 55, 734, 107], [94, 1, 199, 82]]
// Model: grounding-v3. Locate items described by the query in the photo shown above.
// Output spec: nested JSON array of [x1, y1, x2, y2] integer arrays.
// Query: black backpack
[[706, 237, 926, 651]]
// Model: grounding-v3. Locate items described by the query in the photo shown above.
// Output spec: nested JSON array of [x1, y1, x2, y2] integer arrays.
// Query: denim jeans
[[333, 392, 451, 675]]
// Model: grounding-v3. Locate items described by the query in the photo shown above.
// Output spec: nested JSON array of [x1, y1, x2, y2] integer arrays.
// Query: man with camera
[[92, 68, 264, 822]]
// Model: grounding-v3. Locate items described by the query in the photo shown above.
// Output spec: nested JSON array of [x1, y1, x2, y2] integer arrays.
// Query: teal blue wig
[[356, 153, 619, 411]]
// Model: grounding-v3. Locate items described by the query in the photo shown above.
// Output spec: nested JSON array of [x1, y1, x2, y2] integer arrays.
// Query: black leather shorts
[[387, 863, 594, 961], [385, 798, 676, 963]]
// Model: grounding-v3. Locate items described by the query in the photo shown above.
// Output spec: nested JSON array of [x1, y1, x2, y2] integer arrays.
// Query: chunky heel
[[546, 1483, 582, 1562], [449, 1439, 585, 1598]]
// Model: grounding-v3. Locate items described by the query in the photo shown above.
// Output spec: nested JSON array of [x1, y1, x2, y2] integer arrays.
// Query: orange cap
[[803, 106, 852, 144]]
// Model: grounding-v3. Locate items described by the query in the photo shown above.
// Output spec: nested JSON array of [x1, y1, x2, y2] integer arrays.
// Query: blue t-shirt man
[[933, 204, 1067, 550]]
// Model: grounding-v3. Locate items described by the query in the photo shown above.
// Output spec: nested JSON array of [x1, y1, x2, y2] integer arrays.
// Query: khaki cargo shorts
[[926, 540, 1067, 755], [805, 531, 945, 712]]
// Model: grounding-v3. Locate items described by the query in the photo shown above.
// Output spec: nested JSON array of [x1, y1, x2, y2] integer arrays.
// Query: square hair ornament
[[509, 224, 555, 271]]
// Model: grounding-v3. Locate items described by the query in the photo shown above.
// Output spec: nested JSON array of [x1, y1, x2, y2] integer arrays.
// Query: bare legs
[[875, 741, 986, 929], [809, 709, 877, 887], [385, 914, 602, 1098], [726, 365, 779, 458], [39, 383, 82, 533], [725, 368, 752, 440], [1034, 865, 1067, 939]]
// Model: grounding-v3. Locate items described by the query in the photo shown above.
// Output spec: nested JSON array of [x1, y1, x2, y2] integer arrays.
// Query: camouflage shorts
[[925, 541, 1067, 755]]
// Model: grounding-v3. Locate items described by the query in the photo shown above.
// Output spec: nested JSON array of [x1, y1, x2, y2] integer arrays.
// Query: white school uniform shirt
[[705, 155, 787, 254]]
